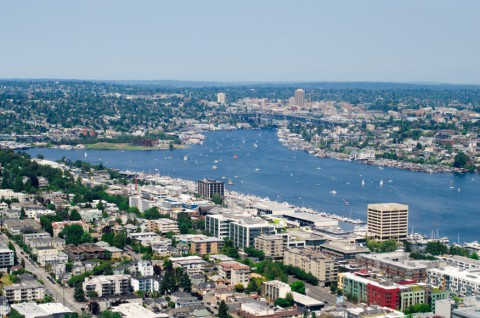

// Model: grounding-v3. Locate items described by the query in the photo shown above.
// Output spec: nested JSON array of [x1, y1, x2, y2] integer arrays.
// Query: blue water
[[26, 129, 480, 243]]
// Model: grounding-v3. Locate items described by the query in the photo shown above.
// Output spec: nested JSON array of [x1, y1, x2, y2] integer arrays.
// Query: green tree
[[471, 252, 479, 260], [290, 281, 306, 295], [211, 193, 223, 205], [453, 151, 469, 168], [425, 241, 448, 256], [234, 284, 245, 292], [74, 284, 86, 302], [20, 207, 26, 220], [98, 311, 122, 318], [59, 224, 91, 245], [10, 309, 25, 318], [143, 207, 161, 220], [69, 210, 82, 221], [179, 270, 192, 293], [217, 300, 230, 318]]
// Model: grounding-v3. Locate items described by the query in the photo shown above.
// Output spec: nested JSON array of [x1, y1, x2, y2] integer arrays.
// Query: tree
[[471, 252, 479, 260], [425, 241, 448, 256], [98, 311, 122, 318], [59, 224, 91, 245], [217, 300, 230, 318], [69, 210, 82, 221], [89, 302, 100, 315], [10, 309, 25, 318], [20, 207, 26, 220], [74, 284, 86, 302], [143, 207, 161, 220], [274, 292, 294, 308], [453, 151, 469, 168], [290, 281, 306, 295], [234, 284, 245, 292], [211, 193, 223, 205], [179, 270, 192, 293]]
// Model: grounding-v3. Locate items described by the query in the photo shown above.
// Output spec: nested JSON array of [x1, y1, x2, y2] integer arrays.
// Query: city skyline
[[1, 0, 479, 83]]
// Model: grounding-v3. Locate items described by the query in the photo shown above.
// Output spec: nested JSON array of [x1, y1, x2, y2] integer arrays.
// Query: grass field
[[85, 143, 184, 150]]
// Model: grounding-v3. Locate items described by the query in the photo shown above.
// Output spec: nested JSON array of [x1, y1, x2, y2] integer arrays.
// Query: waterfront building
[[197, 179, 224, 199], [367, 203, 408, 241], [83, 275, 130, 297], [284, 247, 338, 286]]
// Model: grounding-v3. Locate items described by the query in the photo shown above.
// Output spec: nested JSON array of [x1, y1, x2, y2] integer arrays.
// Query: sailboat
[[458, 187, 461, 192], [228, 179, 233, 185], [84, 151, 87, 158], [361, 179, 365, 187], [183, 155, 188, 161], [233, 154, 238, 160], [450, 181, 455, 189], [380, 179, 384, 187]]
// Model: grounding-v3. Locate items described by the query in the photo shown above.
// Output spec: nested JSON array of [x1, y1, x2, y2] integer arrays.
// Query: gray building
[[197, 179, 224, 199]]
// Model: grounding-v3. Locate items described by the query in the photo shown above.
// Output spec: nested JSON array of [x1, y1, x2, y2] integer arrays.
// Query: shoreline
[[276, 127, 472, 175]]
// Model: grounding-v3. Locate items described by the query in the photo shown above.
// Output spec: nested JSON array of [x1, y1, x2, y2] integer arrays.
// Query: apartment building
[[147, 218, 179, 234], [357, 252, 436, 282], [205, 214, 234, 240], [262, 280, 291, 301], [3, 281, 46, 302], [0, 246, 14, 271], [218, 261, 251, 287], [427, 266, 480, 297], [284, 248, 338, 286], [83, 275, 130, 297], [197, 179, 224, 199], [174, 234, 223, 255], [254, 235, 285, 260]]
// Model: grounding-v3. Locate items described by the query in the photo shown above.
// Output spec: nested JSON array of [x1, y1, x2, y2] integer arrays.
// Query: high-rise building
[[367, 203, 408, 241], [197, 179, 224, 199], [217, 92, 226, 104], [294, 89, 305, 107]]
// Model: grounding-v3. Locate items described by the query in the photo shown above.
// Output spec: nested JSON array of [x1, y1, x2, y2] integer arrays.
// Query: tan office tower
[[217, 92, 226, 104], [294, 89, 305, 107], [367, 203, 408, 241]]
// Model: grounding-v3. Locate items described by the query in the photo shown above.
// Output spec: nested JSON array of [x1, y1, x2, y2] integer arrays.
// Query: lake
[[26, 129, 480, 243]]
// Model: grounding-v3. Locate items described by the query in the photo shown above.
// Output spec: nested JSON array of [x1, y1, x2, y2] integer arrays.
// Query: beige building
[[83, 275, 130, 297], [147, 219, 179, 234], [3, 281, 46, 302], [367, 203, 408, 241], [218, 261, 251, 287], [294, 89, 305, 107], [262, 280, 291, 301], [284, 247, 338, 286], [254, 235, 285, 260]]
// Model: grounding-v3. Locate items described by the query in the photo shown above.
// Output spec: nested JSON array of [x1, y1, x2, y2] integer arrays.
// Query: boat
[[183, 155, 188, 161], [329, 190, 337, 195], [361, 179, 365, 187], [212, 165, 218, 170], [253, 143, 258, 148], [380, 179, 384, 187], [233, 154, 238, 159], [450, 181, 455, 189], [228, 179, 233, 185], [255, 168, 260, 172], [458, 187, 461, 192], [84, 151, 87, 158]]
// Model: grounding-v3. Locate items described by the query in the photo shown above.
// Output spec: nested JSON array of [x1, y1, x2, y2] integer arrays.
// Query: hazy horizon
[[1, 0, 479, 84]]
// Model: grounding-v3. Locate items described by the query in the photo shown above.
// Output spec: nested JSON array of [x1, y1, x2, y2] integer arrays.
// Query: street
[[7, 236, 85, 313]]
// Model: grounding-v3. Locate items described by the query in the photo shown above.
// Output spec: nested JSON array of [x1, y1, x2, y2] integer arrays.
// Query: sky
[[1, 1, 479, 83]]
